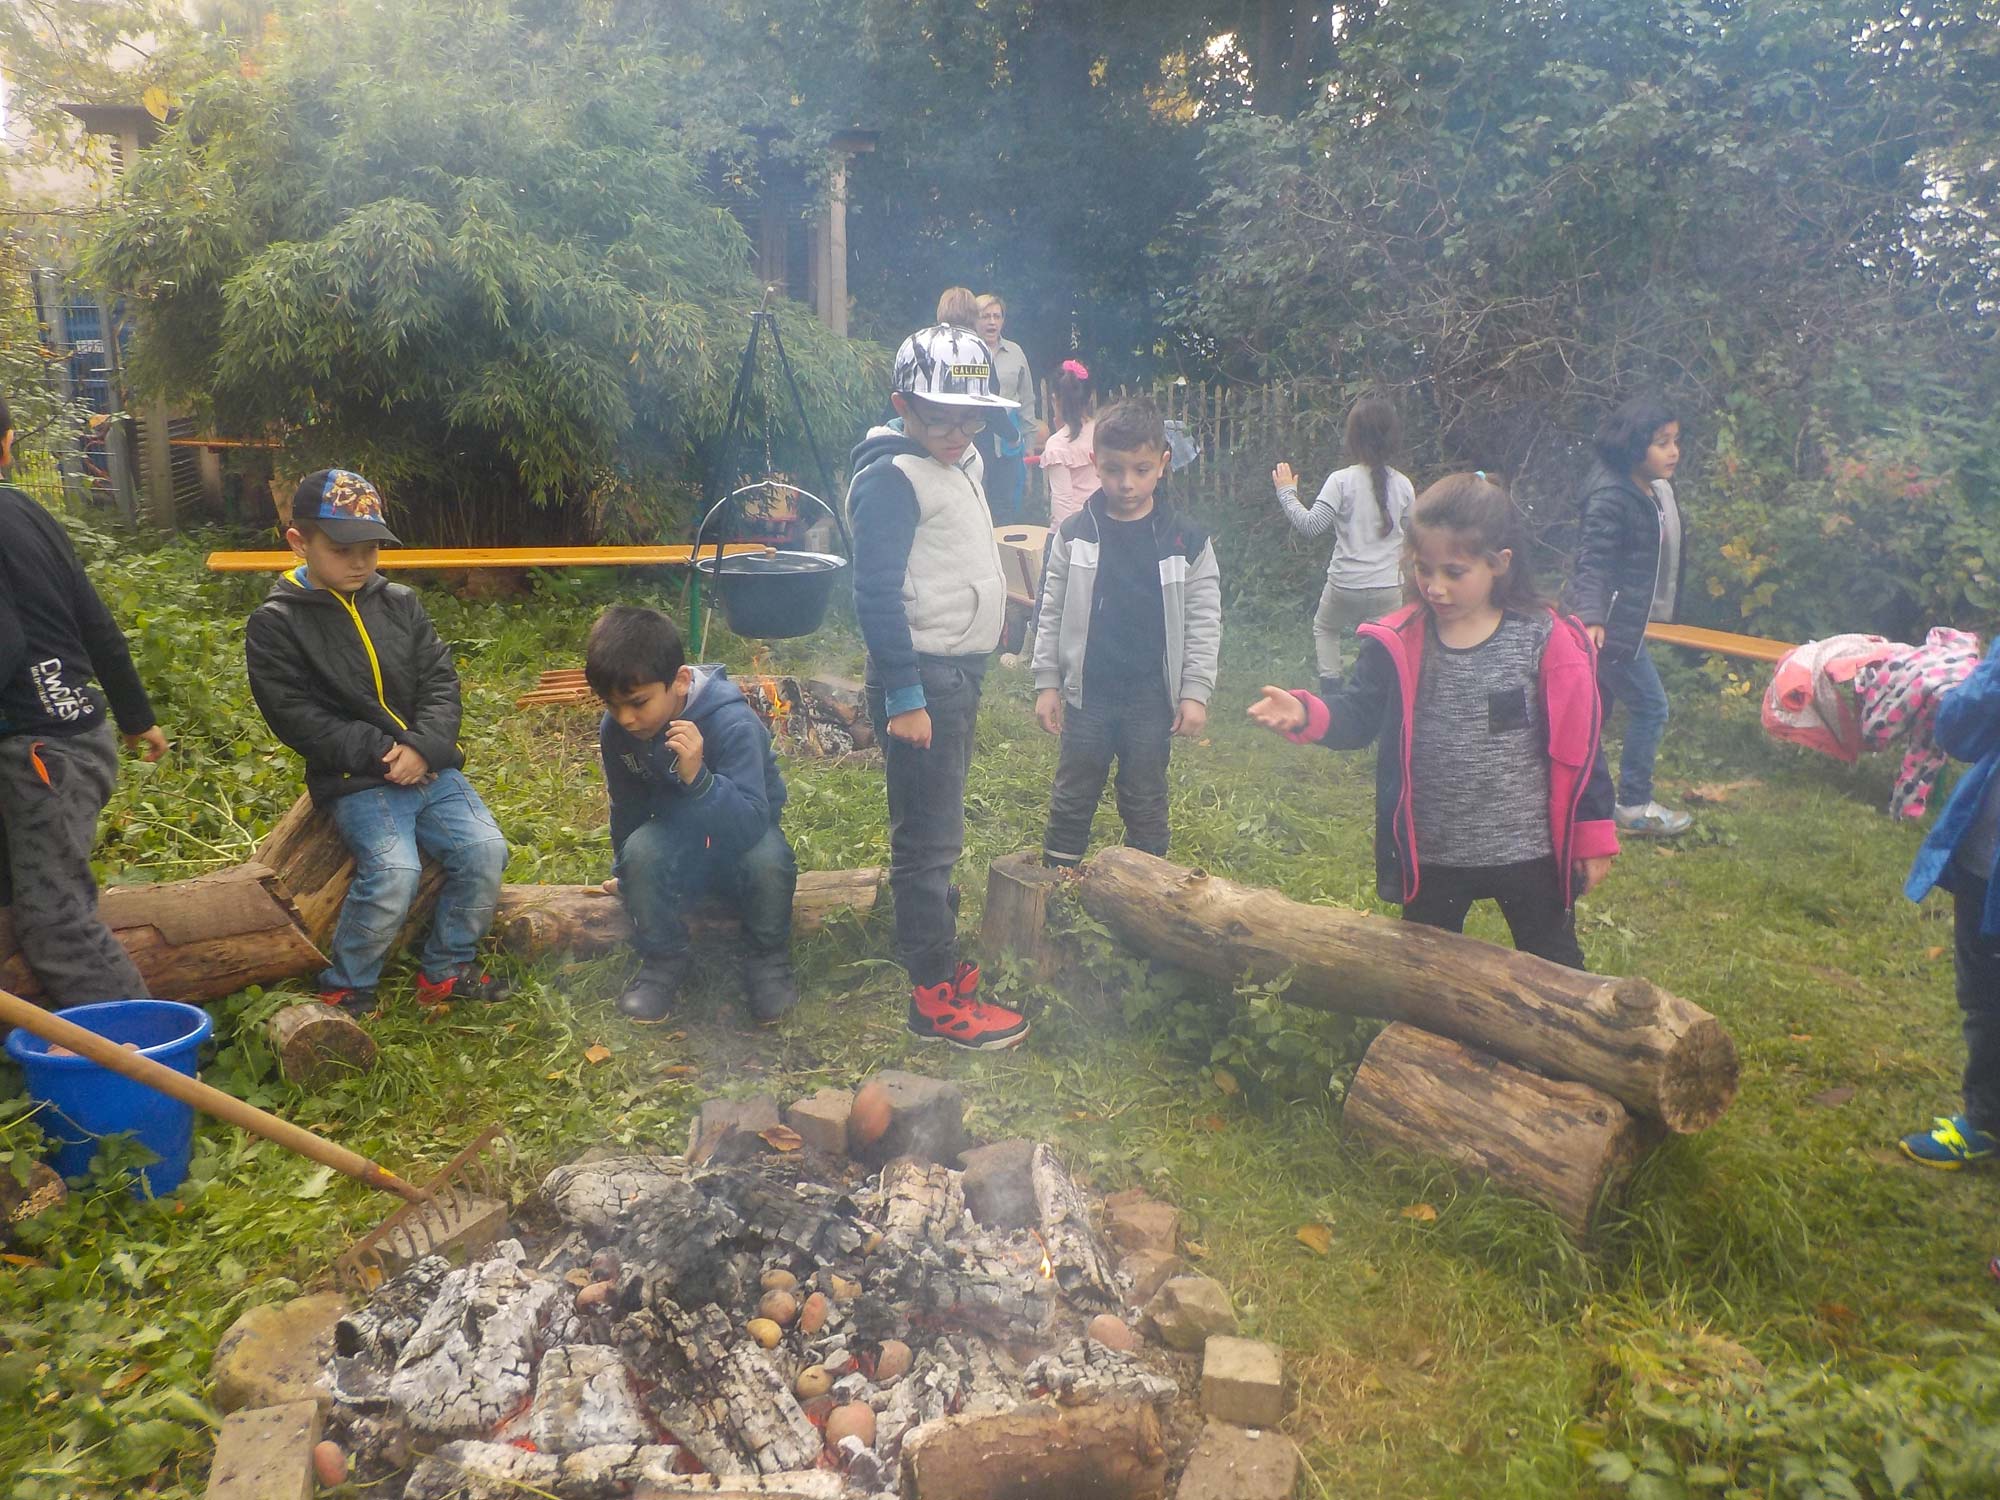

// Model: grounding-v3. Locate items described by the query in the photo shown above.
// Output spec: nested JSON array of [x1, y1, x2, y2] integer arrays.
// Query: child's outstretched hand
[[1035, 688, 1064, 736], [1247, 685, 1307, 736], [1173, 699, 1207, 738], [1272, 462, 1297, 493], [1574, 855, 1613, 897]]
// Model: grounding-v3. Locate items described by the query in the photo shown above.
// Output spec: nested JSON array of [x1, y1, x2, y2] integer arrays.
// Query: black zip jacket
[[1567, 459, 1686, 662], [0, 484, 155, 739], [244, 567, 464, 804]]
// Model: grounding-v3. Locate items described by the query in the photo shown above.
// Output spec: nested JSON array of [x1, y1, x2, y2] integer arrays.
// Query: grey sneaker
[[1615, 801, 1693, 837]]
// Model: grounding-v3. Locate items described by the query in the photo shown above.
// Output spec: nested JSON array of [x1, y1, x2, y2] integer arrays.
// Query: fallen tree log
[[1077, 848, 1737, 1133], [0, 862, 324, 1005], [256, 794, 444, 951], [1344, 1023, 1662, 1238], [899, 1401, 1167, 1500], [492, 872, 882, 959]]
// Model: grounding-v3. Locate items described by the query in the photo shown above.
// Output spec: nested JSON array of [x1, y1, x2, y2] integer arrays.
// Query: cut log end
[[1658, 1015, 1741, 1134]]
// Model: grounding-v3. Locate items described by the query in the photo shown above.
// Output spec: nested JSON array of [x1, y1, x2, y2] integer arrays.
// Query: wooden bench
[[1643, 622, 1792, 664], [205, 544, 771, 573]]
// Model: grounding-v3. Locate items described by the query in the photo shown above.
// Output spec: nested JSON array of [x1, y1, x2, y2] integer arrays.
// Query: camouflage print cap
[[291, 468, 402, 545], [890, 324, 1020, 410]]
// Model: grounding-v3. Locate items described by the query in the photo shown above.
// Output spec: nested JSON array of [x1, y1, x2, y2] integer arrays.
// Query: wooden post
[[1344, 1023, 1663, 1239], [1077, 849, 1738, 1133], [980, 851, 1067, 981]]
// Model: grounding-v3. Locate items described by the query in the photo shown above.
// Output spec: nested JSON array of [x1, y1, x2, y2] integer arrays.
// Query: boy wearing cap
[[245, 470, 511, 1017], [849, 324, 1029, 1050], [0, 393, 170, 1004]]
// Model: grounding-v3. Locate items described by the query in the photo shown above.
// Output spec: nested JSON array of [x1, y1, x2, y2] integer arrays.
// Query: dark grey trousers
[[0, 723, 149, 1003], [1042, 692, 1174, 869]]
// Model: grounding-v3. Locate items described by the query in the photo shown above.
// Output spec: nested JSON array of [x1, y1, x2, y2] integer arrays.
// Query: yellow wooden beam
[[205, 544, 773, 573], [1644, 621, 1793, 663]]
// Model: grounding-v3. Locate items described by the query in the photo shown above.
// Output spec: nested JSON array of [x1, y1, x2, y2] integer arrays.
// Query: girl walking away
[[1273, 395, 1415, 698], [1247, 473, 1619, 967], [1040, 359, 1098, 529], [1569, 395, 1692, 837]]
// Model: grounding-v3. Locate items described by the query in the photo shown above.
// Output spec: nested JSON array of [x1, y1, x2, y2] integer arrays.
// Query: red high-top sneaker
[[906, 978, 1029, 1051]]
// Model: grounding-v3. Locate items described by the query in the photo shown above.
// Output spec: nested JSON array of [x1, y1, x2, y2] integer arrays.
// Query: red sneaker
[[415, 967, 513, 1008], [952, 959, 981, 1002], [906, 979, 1029, 1051], [317, 987, 378, 1019]]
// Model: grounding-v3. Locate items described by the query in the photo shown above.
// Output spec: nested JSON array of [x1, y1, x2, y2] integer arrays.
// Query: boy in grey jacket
[[1033, 399, 1222, 867]]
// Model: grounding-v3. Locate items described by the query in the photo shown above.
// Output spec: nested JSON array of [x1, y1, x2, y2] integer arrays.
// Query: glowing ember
[[1033, 1231, 1054, 1280]]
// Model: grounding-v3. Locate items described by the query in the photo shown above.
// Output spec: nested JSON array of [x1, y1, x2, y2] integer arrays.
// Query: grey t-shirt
[[1410, 611, 1554, 868], [1650, 480, 1682, 622]]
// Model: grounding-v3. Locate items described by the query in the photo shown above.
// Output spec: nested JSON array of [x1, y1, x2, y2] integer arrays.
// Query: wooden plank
[[1644, 622, 1792, 663], [204, 544, 774, 573]]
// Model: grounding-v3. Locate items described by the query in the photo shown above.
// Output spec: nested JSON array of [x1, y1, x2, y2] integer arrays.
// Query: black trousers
[[1042, 692, 1173, 868], [866, 655, 986, 987], [1400, 856, 1587, 970], [1952, 878, 2000, 1135]]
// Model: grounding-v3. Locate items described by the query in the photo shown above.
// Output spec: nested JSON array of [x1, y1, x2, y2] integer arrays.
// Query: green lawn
[[4, 540, 1998, 1498]]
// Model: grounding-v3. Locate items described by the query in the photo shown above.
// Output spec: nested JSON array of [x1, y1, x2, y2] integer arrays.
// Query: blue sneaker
[[1900, 1114, 2000, 1169]]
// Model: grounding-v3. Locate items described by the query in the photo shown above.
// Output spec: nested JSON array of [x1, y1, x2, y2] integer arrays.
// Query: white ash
[[1023, 1338, 1179, 1407]]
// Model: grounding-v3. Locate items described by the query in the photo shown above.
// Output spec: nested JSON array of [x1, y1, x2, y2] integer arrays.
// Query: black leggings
[[1400, 856, 1587, 970]]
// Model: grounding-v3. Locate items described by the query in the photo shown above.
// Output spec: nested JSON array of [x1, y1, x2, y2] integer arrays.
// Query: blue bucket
[[4, 999, 214, 1195]]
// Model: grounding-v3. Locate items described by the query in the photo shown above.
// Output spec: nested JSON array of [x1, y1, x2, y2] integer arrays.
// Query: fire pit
[[319, 1086, 1190, 1499]]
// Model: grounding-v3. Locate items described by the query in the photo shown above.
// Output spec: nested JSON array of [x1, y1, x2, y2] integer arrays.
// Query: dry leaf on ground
[[1296, 1223, 1334, 1255], [759, 1125, 805, 1152], [1686, 779, 1762, 804], [583, 1043, 614, 1065], [1400, 1203, 1439, 1223]]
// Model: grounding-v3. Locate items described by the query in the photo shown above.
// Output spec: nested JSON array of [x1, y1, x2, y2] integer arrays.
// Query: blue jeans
[[322, 770, 509, 991], [616, 820, 797, 960], [1597, 643, 1670, 806]]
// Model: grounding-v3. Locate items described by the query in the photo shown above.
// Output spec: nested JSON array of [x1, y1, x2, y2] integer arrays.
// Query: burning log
[[880, 1158, 967, 1251], [1077, 848, 1739, 1133], [898, 1401, 1169, 1500], [1343, 1023, 1663, 1239], [1031, 1145, 1115, 1301], [0, 861, 323, 1005]]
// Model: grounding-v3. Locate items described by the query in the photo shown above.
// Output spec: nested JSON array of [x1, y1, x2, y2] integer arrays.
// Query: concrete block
[[1174, 1419, 1300, 1500], [1142, 1274, 1236, 1351], [785, 1089, 853, 1156], [210, 1292, 348, 1414], [205, 1399, 322, 1500], [1201, 1336, 1287, 1427]]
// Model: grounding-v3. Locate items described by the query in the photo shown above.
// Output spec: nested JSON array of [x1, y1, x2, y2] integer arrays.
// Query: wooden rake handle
[[0, 987, 426, 1202]]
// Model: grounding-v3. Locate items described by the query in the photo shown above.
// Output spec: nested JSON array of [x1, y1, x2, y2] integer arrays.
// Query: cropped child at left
[[245, 469, 511, 1019]]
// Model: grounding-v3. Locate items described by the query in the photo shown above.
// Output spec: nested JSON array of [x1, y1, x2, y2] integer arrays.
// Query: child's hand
[[600, 876, 620, 896], [1574, 855, 1613, 897], [1246, 685, 1307, 736], [665, 720, 705, 783], [124, 726, 170, 763], [382, 743, 430, 785], [1035, 689, 1064, 735], [887, 707, 933, 748], [1586, 624, 1606, 649], [1173, 699, 1207, 738], [1272, 462, 1297, 492]]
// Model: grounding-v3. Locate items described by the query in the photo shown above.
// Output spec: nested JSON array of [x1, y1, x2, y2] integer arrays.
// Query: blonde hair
[[935, 287, 978, 328], [976, 293, 1006, 315]]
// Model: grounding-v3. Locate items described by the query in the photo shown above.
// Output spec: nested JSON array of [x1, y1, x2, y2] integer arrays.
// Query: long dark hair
[[1345, 395, 1402, 537], [1050, 360, 1095, 439], [1405, 472, 1547, 614]]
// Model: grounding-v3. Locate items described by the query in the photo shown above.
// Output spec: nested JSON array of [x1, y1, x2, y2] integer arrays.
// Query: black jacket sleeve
[[245, 609, 397, 774], [0, 593, 23, 706], [1315, 636, 1400, 752], [396, 595, 464, 770], [849, 459, 924, 705], [52, 515, 155, 734], [1568, 478, 1630, 629]]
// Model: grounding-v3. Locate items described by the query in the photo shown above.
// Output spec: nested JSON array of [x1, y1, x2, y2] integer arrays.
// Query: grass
[[3, 532, 1999, 1498]]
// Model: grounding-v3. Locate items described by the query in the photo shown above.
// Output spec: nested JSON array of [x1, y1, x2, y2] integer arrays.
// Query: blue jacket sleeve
[[601, 718, 664, 858], [679, 704, 776, 853], [1934, 640, 2000, 765], [850, 459, 925, 714]]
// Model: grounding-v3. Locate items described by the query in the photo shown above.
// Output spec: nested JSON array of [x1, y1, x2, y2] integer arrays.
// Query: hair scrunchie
[[1061, 358, 1090, 380]]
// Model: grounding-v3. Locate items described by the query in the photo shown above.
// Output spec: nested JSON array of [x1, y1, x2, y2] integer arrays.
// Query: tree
[[88, 0, 882, 544]]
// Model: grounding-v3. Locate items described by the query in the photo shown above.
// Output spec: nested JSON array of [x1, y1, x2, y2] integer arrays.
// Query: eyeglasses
[[906, 404, 987, 437]]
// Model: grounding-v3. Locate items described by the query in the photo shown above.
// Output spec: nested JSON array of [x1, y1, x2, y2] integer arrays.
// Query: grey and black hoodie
[[847, 424, 1006, 716]]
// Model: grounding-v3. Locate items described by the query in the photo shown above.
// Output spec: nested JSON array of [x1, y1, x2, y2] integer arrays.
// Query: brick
[[785, 1089, 853, 1156], [210, 1292, 348, 1414], [688, 1095, 784, 1164], [1201, 1336, 1287, 1427], [205, 1399, 322, 1500], [958, 1138, 1038, 1229], [1104, 1188, 1180, 1254], [1174, 1419, 1300, 1500]]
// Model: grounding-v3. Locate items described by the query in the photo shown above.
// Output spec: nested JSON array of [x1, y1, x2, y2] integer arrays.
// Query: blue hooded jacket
[[1907, 636, 2000, 933], [599, 666, 787, 860]]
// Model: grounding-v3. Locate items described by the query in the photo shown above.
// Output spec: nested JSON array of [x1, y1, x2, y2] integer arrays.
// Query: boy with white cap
[[850, 325, 1029, 1050]]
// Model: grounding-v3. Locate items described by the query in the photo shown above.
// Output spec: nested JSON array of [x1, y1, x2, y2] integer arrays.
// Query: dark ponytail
[[1344, 395, 1402, 537]]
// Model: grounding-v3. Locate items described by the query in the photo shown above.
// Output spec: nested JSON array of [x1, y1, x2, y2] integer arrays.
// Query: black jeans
[[1043, 692, 1173, 868], [867, 655, 986, 987], [1952, 878, 2000, 1134], [1400, 856, 1587, 970]]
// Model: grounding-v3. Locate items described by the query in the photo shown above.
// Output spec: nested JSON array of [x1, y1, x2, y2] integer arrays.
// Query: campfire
[[513, 666, 875, 760], [319, 1076, 1188, 1499]]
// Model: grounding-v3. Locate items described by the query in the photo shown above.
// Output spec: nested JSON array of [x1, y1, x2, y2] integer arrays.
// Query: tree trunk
[[899, 1400, 1167, 1500], [491, 871, 882, 961], [1344, 1023, 1662, 1238], [980, 852, 1067, 980], [268, 1002, 379, 1088], [1076, 849, 1738, 1133], [0, 862, 324, 1005]]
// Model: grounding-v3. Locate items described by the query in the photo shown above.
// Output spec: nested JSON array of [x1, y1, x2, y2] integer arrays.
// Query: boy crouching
[[588, 606, 799, 1025], [245, 470, 511, 1018]]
